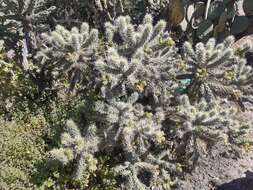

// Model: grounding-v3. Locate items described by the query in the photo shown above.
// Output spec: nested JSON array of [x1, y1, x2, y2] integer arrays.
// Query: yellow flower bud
[[167, 38, 175, 47]]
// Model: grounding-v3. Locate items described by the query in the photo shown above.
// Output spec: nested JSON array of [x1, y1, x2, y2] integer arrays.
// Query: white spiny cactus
[[94, 93, 165, 159], [0, 0, 55, 45], [36, 23, 98, 89], [96, 14, 179, 101], [180, 36, 252, 106], [170, 95, 250, 169], [114, 161, 158, 190], [41, 14, 253, 190], [48, 120, 99, 180]]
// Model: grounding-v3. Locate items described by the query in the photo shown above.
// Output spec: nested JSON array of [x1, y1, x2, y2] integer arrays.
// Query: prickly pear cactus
[[167, 0, 252, 41]]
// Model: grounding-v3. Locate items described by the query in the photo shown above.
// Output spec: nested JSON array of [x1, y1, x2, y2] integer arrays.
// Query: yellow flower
[[87, 155, 98, 172], [224, 71, 235, 81], [155, 131, 165, 143], [162, 178, 174, 190], [177, 61, 187, 71], [166, 37, 175, 47], [144, 45, 152, 54], [135, 80, 147, 92], [159, 37, 175, 47], [65, 52, 79, 62], [159, 37, 165, 45], [65, 148, 74, 160], [0, 53, 4, 59], [196, 68, 208, 79], [176, 163, 183, 173], [144, 112, 153, 118], [241, 142, 252, 152]]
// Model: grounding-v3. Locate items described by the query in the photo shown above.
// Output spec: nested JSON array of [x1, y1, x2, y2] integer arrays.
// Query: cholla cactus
[[113, 151, 181, 189], [96, 14, 179, 101], [48, 120, 99, 181], [0, 41, 16, 84], [94, 93, 165, 160], [50, 0, 168, 29], [230, 58, 253, 104], [92, 93, 182, 189], [42, 13, 253, 190], [0, 41, 7, 64], [0, 0, 55, 45], [95, 48, 140, 98], [105, 14, 174, 58], [48, 95, 178, 189], [114, 161, 159, 190], [171, 95, 249, 168], [94, 0, 129, 22], [36, 23, 98, 90], [94, 0, 168, 22], [0, 0, 56, 90], [179, 36, 252, 107]]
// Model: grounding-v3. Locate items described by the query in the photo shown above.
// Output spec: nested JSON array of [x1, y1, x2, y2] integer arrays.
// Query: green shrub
[[0, 115, 46, 190]]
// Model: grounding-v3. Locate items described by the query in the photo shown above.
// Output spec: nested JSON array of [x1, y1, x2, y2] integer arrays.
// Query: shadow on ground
[[217, 171, 253, 190]]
